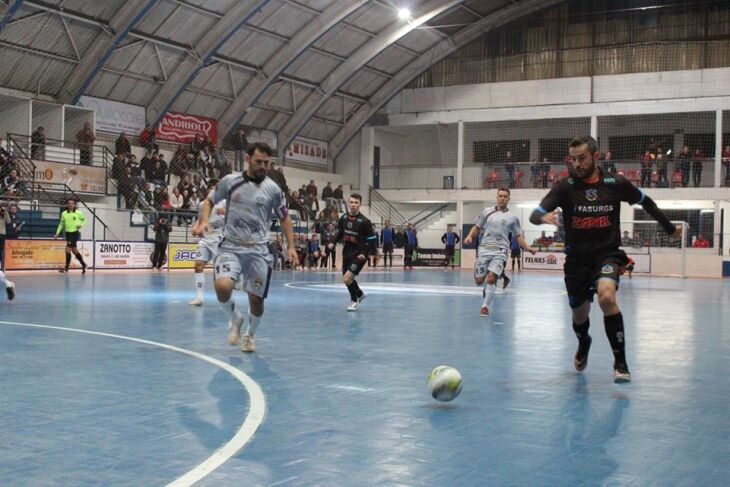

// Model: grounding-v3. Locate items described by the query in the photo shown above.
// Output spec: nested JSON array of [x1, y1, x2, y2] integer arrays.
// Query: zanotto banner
[[286, 136, 328, 166], [156, 111, 218, 144], [77, 96, 145, 135], [33, 160, 107, 194], [3, 239, 93, 270], [94, 241, 156, 269], [522, 251, 651, 273]]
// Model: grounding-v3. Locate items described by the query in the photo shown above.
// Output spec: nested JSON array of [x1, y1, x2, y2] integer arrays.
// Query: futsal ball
[[427, 365, 462, 402]]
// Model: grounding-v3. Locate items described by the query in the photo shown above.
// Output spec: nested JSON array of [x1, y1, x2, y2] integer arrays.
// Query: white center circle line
[[0, 320, 266, 487]]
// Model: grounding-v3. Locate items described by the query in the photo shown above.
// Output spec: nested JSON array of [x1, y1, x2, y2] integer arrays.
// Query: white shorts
[[195, 241, 218, 263], [214, 245, 273, 298], [475, 253, 506, 279]]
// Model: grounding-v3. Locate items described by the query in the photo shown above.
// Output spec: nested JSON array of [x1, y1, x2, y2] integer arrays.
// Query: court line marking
[[0, 320, 266, 487]]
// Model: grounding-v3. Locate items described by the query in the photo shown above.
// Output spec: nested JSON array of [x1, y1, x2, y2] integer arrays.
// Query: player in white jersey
[[1, 270, 15, 300], [189, 190, 226, 306], [463, 188, 536, 317], [193, 143, 297, 352]]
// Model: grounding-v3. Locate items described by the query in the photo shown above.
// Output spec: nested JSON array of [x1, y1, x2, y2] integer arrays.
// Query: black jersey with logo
[[535, 170, 645, 259], [336, 213, 377, 258]]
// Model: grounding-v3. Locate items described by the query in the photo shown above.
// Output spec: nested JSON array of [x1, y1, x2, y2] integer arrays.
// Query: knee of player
[[486, 273, 498, 285], [596, 284, 617, 306], [194, 261, 205, 272]]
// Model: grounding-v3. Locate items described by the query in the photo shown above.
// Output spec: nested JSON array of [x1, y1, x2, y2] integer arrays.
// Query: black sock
[[346, 281, 361, 301], [573, 319, 590, 342], [604, 313, 626, 364], [75, 253, 86, 267], [65, 253, 71, 270]]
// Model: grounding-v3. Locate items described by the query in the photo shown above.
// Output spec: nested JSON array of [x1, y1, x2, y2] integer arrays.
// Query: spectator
[[139, 123, 156, 152], [269, 234, 286, 270], [678, 145, 691, 187], [5, 204, 23, 238], [640, 149, 653, 187], [322, 181, 334, 208], [111, 153, 127, 180], [189, 188, 201, 211], [127, 155, 144, 189], [0, 137, 13, 180], [147, 158, 167, 187], [692, 149, 703, 187], [0, 204, 9, 262], [601, 150, 616, 174], [151, 215, 172, 270], [30, 126, 46, 160], [117, 167, 137, 209], [655, 147, 668, 187], [268, 161, 288, 194], [177, 174, 193, 194], [394, 225, 406, 249], [404, 223, 418, 270], [138, 183, 154, 211], [191, 173, 207, 194], [295, 233, 309, 268], [723, 145, 730, 187], [540, 157, 551, 188], [621, 230, 634, 247], [322, 223, 337, 269], [76, 122, 95, 166], [308, 234, 321, 269], [169, 187, 184, 224], [333, 184, 345, 212], [229, 127, 248, 171], [169, 147, 189, 178], [115, 132, 131, 157], [2, 169, 24, 198], [191, 133, 205, 155], [180, 189, 193, 224], [693, 234, 710, 248], [505, 150, 515, 188]]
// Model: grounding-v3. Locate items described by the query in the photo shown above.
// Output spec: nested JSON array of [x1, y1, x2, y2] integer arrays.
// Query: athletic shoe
[[227, 312, 244, 346], [81, 263, 87, 275], [573, 335, 592, 372], [59, 268, 68, 273], [188, 298, 204, 306], [502, 275, 511, 289], [357, 292, 367, 304], [6, 283, 15, 301], [614, 362, 631, 383], [241, 334, 255, 353], [480, 305, 489, 317], [347, 301, 359, 311]]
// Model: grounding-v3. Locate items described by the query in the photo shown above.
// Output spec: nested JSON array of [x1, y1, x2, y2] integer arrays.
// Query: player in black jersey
[[332, 193, 377, 311], [530, 136, 681, 383]]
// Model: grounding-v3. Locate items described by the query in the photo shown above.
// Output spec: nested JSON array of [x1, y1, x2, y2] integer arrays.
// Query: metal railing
[[369, 186, 408, 224], [8, 133, 115, 169]]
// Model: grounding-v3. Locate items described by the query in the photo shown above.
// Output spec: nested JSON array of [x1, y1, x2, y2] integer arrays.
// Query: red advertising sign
[[156, 111, 218, 144]]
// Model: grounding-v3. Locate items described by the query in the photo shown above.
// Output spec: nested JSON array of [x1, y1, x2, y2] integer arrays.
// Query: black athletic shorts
[[564, 250, 627, 309], [445, 245, 455, 257], [382, 243, 394, 253], [342, 254, 366, 276], [66, 231, 80, 248], [510, 248, 521, 259]]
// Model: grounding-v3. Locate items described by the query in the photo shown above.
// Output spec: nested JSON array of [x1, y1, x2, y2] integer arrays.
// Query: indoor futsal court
[[2, 269, 729, 485]]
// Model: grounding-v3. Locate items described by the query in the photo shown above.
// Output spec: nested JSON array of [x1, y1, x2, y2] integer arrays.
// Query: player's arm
[[54, 214, 64, 239], [280, 213, 298, 265], [454, 233, 460, 244], [441, 232, 447, 244], [77, 211, 87, 228], [516, 234, 537, 255], [463, 225, 480, 245], [357, 220, 377, 261], [622, 182, 681, 239], [192, 198, 213, 237], [529, 184, 562, 226]]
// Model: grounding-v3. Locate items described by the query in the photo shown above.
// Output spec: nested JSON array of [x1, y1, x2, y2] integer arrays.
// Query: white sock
[[0, 271, 8, 287], [195, 272, 205, 300], [220, 299, 237, 322], [483, 283, 496, 307], [247, 311, 262, 337]]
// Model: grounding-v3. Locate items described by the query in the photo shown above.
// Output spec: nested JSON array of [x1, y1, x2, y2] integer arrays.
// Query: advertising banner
[[33, 160, 107, 194], [77, 96, 146, 135], [94, 241, 156, 269], [414, 248, 461, 267], [522, 251, 650, 273], [156, 111, 218, 145], [3, 239, 93, 270], [248, 127, 278, 150], [168, 243, 200, 269], [285, 136, 328, 166]]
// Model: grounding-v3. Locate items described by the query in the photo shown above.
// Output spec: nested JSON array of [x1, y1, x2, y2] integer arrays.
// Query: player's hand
[[670, 224, 683, 240], [191, 222, 209, 237], [542, 211, 559, 226], [464, 236, 472, 245], [53, 234, 59, 240], [215, 207, 225, 216], [327, 243, 334, 249], [287, 247, 299, 267], [528, 247, 537, 255], [356, 254, 366, 262]]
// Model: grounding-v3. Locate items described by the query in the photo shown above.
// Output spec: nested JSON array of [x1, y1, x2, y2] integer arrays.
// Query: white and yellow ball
[[427, 365, 462, 402]]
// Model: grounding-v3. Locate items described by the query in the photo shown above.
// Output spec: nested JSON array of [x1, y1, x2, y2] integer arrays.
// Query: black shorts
[[564, 250, 627, 309], [382, 243, 394, 253], [510, 248, 521, 259], [445, 245, 455, 257], [66, 231, 80, 248], [342, 255, 366, 276]]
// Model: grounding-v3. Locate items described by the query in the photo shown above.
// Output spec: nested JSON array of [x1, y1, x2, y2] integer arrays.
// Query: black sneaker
[[614, 361, 631, 383], [6, 283, 15, 301], [502, 274, 511, 289], [573, 335, 592, 372], [81, 263, 87, 275]]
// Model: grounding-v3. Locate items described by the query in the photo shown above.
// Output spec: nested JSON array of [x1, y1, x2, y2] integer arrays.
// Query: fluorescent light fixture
[[700, 209, 714, 213], [397, 7, 411, 19], [516, 203, 540, 209]]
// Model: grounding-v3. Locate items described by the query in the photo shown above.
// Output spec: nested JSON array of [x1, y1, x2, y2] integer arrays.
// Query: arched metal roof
[[0, 0, 565, 157]]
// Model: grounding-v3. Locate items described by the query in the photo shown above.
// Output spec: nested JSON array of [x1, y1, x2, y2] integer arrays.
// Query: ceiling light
[[397, 7, 411, 20]]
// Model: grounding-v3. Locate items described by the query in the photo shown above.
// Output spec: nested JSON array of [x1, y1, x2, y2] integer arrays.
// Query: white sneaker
[[241, 334, 256, 353], [188, 297, 204, 306], [347, 301, 359, 311], [6, 282, 15, 301], [227, 312, 244, 346], [357, 292, 367, 304]]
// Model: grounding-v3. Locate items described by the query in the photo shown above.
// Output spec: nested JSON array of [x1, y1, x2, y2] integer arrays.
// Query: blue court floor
[[1, 268, 729, 486]]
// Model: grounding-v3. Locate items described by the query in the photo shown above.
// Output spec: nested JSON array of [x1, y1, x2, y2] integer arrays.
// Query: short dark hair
[[497, 187, 511, 195], [350, 193, 362, 202], [247, 142, 273, 157], [569, 135, 599, 154]]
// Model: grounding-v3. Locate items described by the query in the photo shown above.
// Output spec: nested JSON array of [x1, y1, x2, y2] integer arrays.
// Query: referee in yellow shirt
[[53, 198, 88, 273]]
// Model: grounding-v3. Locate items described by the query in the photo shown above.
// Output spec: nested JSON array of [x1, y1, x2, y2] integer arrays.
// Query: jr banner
[[77, 96, 146, 135], [94, 241, 156, 269], [156, 111, 218, 145], [168, 243, 200, 269], [33, 160, 107, 194], [285, 136, 328, 166], [3, 239, 93, 270]]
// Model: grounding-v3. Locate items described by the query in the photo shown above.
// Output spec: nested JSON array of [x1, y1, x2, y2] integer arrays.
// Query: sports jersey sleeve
[[615, 176, 674, 234], [511, 215, 523, 237], [530, 182, 565, 224], [335, 216, 344, 243], [474, 211, 486, 229], [272, 186, 288, 219], [209, 175, 233, 205], [56, 213, 65, 235], [359, 219, 377, 256], [78, 211, 87, 228], [617, 177, 644, 205]]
